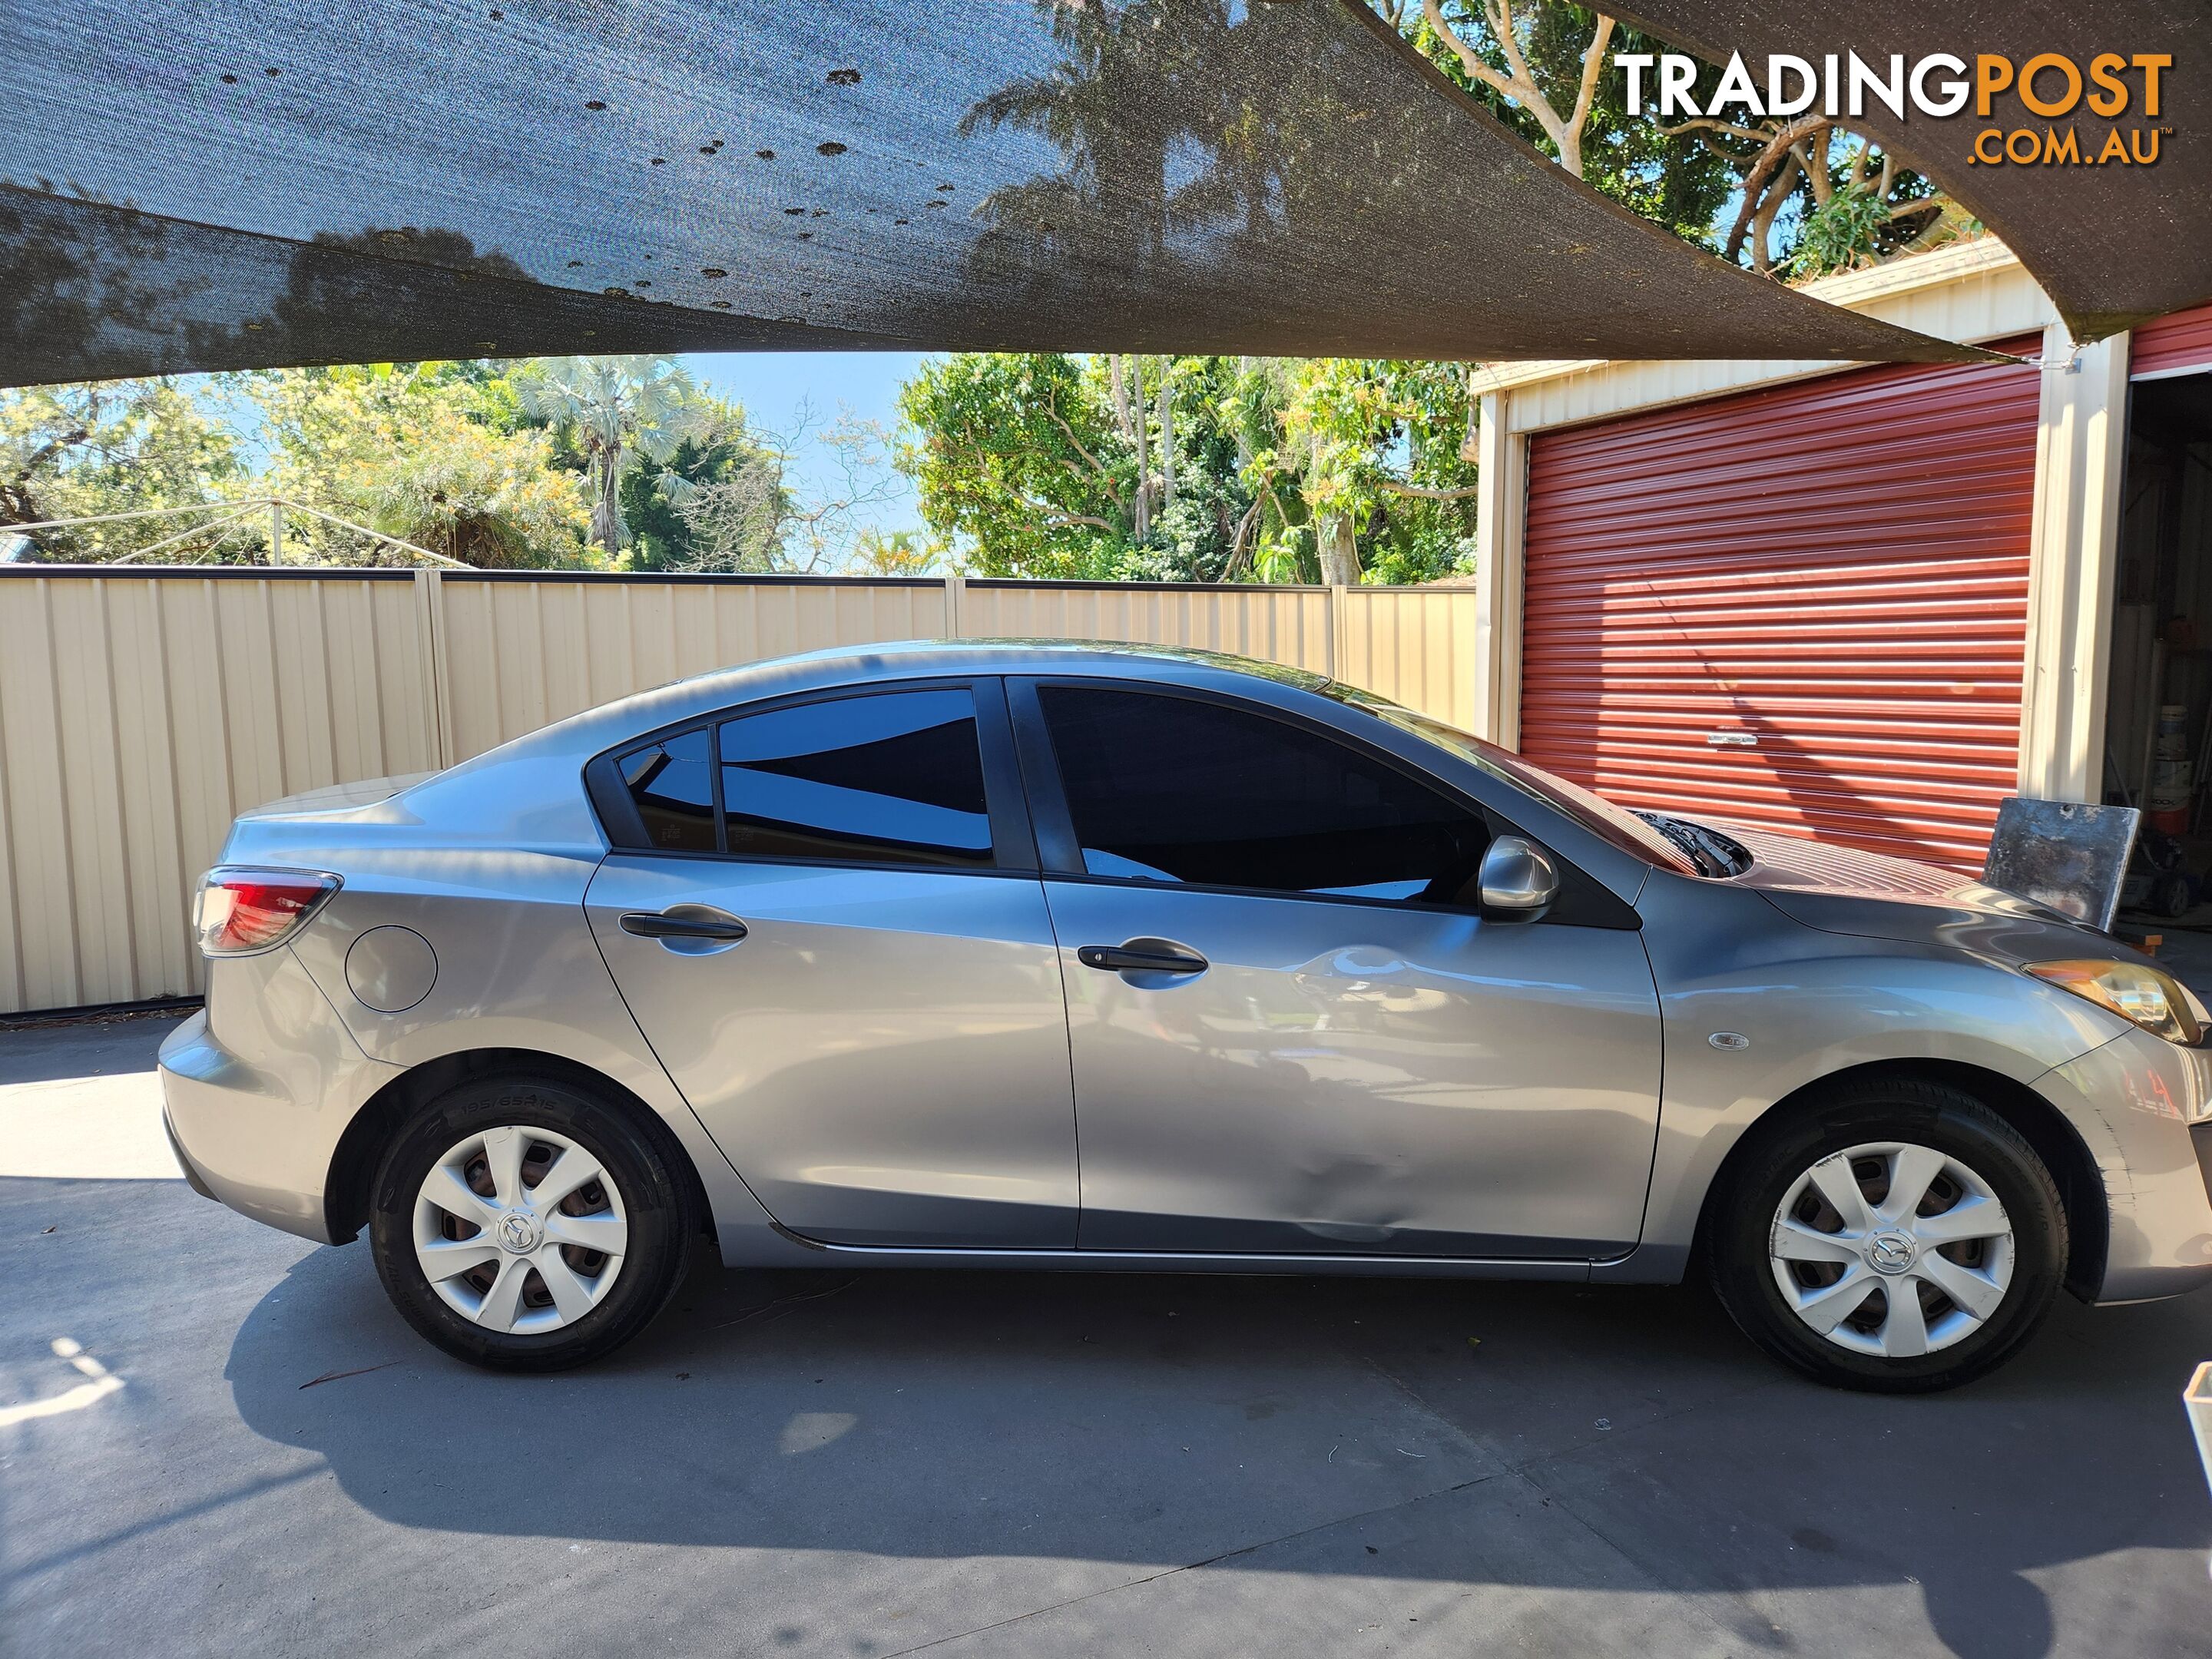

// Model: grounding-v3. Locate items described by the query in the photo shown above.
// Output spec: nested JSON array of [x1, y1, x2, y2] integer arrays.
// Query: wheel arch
[[1693, 1057, 2108, 1302], [323, 1047, 715, 1247]]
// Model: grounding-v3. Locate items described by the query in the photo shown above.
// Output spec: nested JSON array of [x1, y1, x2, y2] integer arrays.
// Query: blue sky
[[680, 351, 930, 530]]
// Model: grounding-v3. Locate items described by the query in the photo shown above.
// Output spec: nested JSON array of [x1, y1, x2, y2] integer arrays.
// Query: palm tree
[[514, 356, 701, 553]]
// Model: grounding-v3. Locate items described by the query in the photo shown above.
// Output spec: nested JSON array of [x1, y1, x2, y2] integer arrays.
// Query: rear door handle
[[1077, 943, 1209, 975], [620, 910, 750, 942]]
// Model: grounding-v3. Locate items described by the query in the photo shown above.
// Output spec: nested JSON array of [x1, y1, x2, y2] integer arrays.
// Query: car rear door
[[1012, 678, 1663, 1259], [585, 678, 1078, 1247]]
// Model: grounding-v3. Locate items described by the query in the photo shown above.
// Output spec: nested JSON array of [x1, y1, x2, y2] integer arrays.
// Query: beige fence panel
[[0, 571, 435, 1012], [0, 568, 1475, 1014], [1336, 585, 1483, 730], [432, 575, 952, 761], [961, 581, 1336, 674]]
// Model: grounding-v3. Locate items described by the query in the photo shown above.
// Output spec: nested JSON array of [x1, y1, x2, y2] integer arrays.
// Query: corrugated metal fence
[[0, 568, 1479, 1015]]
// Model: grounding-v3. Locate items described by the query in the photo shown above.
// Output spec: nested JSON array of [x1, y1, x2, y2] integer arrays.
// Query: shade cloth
[[0, 0, 1997, 386]]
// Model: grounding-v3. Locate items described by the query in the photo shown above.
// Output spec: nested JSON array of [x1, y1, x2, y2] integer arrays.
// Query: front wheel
[[369, 1075, 694, 1371], [1707, 1078, 2067, 1392]]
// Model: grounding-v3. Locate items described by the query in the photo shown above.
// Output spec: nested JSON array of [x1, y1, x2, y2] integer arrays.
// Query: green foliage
[[1787, 185, 1895, 280], [253, 363, 592, 566], [1401, 2, 1733, 248], [849, 528, 939, 576], [512, 356, 704, 556], [896, 353, 1477, 586], [898, 353, 1131, 578], [1, 379, 246, 559], [3, 357, 894, 572], [619, 402, 787, 572]]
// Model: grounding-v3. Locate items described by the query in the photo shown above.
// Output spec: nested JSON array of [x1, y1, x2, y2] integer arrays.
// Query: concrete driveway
[[2, 1015, 2208, 1659]]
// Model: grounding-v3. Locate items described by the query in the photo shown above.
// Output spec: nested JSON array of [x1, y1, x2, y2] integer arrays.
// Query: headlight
[[2025, 959, 2206, 1046]]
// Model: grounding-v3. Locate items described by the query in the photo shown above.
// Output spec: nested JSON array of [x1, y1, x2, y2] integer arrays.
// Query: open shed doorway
[[2107, 366, 2212, 958]]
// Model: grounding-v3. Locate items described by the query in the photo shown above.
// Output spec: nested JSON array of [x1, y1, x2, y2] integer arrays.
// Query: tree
[[253, 362, 592, 567], [849, 528, 940, 576], [668, 405, 903, 575], [0, 379, 245, 560], [1385, 1, 1961, 274], [898, 353, 1133, 578], [896, 353, 1475, 586], [352, 400, 592, 567], [1660, 116, 1958, 277], [619, 392, 787, 571], [1412, 0, 1614, 179], [1258, 358, 1480, 587], [512, 356, 703, 554]]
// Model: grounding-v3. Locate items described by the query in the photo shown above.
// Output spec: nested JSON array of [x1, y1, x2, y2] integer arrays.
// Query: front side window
[[1320, 684, 1701, 877], [1038, 686, 1488, 903], [718, 688, 993, 867], [621, 729, 716, 852]]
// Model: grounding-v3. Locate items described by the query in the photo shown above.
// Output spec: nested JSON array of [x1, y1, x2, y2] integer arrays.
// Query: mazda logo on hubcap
[[496, 1210, 541, 1254], [1867, 1231, 1916, 1274]]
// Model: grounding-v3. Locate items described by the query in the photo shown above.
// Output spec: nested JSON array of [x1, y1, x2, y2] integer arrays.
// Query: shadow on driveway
[[211, 1237, 2212, 1659]]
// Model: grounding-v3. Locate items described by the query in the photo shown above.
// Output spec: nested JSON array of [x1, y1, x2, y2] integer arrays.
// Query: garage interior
[[2108, 366, 2212, 927]]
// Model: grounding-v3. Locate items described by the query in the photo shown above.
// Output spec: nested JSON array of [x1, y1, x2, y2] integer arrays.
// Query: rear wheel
[[1707, 1078, 2066, 1392], [369, 1075, 693, 1371]]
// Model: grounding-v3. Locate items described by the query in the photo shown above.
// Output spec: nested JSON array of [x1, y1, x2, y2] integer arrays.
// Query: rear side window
[[718, 688, 994, 867], [621, 730, 716, 852], [1038, 686, 1488, 902]]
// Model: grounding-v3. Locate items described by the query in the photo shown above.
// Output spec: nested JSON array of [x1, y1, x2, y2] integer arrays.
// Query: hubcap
[[412, 1125, 628, 1335], [1767, 1141, 2014, 1359]]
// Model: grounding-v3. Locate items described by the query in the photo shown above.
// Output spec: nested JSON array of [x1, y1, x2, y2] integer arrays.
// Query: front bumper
[[158, 949, 402, 1244], [2038, 1025, 2212, 1303]]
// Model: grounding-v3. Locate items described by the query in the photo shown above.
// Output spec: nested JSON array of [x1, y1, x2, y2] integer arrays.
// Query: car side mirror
[[1475, 836, 1558, 922]]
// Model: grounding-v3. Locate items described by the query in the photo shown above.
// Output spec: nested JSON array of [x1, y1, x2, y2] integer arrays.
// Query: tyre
[[1706, 1077, 2066, 1392], [368, 1073, 694, 1371], [2157, 872, 2193, 919]]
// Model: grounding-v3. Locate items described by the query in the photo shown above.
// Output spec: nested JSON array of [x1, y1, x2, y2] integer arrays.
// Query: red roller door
[[2131, 303, 2212, 380], [1519, 347, 2041, 871]]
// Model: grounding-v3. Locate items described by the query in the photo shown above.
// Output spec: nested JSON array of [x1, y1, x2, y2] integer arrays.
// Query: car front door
[[585, 679, 1078, 1248], [1015, 680, 1663, 1259]]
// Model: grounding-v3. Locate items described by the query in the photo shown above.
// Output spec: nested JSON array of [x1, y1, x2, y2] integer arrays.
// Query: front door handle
[[620, 909, 750, 942], [1077, 942, 1209, 975]]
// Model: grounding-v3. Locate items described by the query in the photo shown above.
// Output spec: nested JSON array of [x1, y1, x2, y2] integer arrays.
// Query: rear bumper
[[2038, 1027, 2212, 1303], [162, 1108, 217, 1202], [157, 951, 402, 1245]]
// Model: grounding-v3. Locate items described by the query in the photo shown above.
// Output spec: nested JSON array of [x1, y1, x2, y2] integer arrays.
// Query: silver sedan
[[159, 642, 2212, 1390]]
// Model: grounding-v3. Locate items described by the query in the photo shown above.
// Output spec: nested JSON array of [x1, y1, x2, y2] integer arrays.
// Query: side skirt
[[720, 1220, 1606, 1280]]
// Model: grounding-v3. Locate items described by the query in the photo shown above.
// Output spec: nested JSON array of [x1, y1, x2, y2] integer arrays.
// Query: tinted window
[[1320, 683, 1700, 876], [720, 689, 993, 867], [1040, 687, 1488, 902], [621, 729, 716, 852]]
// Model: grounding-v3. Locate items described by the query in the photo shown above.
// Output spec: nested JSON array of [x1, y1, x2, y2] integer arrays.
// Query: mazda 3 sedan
[[160, 641, 2212, 1390]]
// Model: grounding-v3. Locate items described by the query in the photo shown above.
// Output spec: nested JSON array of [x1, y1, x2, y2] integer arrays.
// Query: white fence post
[[943, 572, 966, 639]]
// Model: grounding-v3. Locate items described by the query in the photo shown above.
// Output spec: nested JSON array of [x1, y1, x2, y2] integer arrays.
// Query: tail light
[[193, 867, 341, 956]]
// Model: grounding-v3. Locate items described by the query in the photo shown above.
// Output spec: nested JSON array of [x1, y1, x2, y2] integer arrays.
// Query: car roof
[[490, 637, 1337, 765]]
